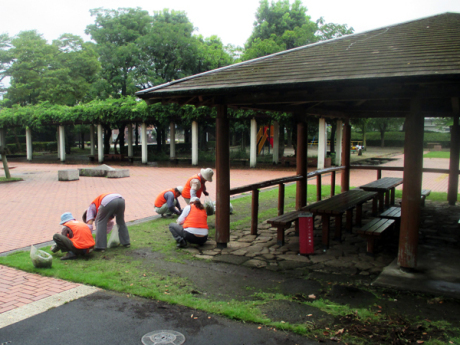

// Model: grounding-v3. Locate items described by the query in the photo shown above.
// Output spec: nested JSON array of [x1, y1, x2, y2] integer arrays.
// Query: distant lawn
[[423, 151, 451, 159], [0, 177, 22, 183]]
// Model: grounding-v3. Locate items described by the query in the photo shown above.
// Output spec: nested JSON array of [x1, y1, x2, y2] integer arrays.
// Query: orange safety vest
[[183, 205, 208, 229], [155, 188, 177, 208], [182, 174, 203, 199], [91, 193, 111, 212], [63, 220, 95, 249]]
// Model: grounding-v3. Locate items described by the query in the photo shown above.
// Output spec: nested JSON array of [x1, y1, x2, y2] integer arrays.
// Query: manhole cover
[[141, 330, 185, 345]]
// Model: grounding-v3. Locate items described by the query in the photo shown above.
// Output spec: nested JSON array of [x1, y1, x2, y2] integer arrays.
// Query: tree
[[243, 0, 354, 60], [351, 118, 370, 149], [369, 118, 404, 147], [0, 33, 13, 95], [5, 31, 100, 106], [85, 7, 151, 97], [193, 35, 234, 74]]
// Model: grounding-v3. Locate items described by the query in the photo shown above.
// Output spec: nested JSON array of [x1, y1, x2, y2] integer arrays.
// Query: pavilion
[[136, 13, 460, 269]]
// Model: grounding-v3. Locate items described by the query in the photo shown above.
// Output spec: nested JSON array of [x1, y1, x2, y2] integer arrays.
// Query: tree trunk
[[104, 126, 111, 154], [286, 127, 292, 147], [118, 125, 126, 155], [135, 123, 139, 146], [380, 131, 385, 147], [157, 128, 163, 153]]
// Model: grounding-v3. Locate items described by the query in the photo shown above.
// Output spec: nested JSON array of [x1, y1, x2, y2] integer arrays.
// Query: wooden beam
[[215, 104, 230, 248], [448, 97, 460, 205], [398, 98, 424, 269]]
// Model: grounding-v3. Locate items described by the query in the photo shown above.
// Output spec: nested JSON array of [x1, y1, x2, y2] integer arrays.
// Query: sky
[[1, 0, 460, 48]]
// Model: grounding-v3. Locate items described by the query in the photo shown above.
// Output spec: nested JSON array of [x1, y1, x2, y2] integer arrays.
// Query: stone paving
[[0, 148, 458, 320]]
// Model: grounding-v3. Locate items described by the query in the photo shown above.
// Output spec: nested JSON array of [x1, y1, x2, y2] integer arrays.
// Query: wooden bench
[[267, 211, 301, 246], [380, 206, 401, 231], [421, 189, 431, 206], [104, 153, 125, 161], [357, 218, 395, 255], [267, 189, 377, 248]]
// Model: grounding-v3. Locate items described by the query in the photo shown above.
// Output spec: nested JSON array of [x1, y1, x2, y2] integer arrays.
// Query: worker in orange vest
[[169, 197, 208, 248], [51, 212, 95, 260], [154, 186, 183, 217], [182, 168, 213, 204], [83, 193, 130, 252]]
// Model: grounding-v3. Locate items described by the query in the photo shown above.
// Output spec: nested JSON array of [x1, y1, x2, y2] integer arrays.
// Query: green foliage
[[5, 31, 100, 106], [243, 0, 353, 60], [423, 151, 452, 159]]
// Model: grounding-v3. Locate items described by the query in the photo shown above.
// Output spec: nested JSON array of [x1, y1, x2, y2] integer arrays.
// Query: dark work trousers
[[168, 223, 207, 245], [95, 197, 130, 249], [53, 234, 88, 255]]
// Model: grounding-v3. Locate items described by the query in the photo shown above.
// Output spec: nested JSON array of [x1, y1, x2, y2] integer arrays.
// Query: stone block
[[106, 169, 130, 178], [58, 169, 79, 181]]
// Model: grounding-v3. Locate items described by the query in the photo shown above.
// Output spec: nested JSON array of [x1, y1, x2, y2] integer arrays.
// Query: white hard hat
[[200, 168, 214, 182], [190, 197, 199, 203], [176, 186, 183, 194]]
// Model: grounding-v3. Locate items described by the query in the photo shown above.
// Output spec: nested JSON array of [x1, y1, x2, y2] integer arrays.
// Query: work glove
[[203, 191, 209, 196]]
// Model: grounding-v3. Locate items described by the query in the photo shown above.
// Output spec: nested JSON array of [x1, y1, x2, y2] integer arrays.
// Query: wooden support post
[[341, 119, 351, 192], [399, 98, 424, 269], [215, 105, 230, 248], [448, 98, 459, 205], [377, 169, 382, 180], [331, 171, 336, 197], [316, 175, 322, 201], [296, 119, 307, 210], [385, 191, 390, 208], [278, 183, 285, 216], [251, 189, 259, 236], [372, 196, 378, 216]]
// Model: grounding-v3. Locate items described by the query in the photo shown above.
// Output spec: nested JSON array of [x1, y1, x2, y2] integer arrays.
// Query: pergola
[[136, 13, 460, 269]]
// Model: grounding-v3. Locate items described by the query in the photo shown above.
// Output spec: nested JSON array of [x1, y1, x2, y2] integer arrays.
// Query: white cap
[[176, 186, 183, 194], [190, 197, 199, 203], [200, 168, 214, 182]]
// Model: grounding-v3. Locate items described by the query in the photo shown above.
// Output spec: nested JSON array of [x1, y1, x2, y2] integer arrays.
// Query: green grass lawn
[[423, 151, 452, 159], [0, 183, 455, 343]]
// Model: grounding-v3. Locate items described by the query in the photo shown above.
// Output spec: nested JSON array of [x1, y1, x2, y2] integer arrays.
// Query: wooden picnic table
[[359, 177, 403, 212], [300, 189, 377, 250]]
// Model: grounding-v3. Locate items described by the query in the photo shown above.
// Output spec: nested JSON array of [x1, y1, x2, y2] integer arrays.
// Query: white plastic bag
[[107, 224, 120, 248], [213, 201, 233, 214], [30, 245, 52, 268], [204, 196, 215, 216]]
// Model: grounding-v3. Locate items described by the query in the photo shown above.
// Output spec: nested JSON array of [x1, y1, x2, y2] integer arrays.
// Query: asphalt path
[[1, 290, 322, 345]]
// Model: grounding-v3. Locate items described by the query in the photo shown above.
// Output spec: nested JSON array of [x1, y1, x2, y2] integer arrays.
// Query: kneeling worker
[[169, 197, 208, 248], [51, 212, 95, 260], [155, 186, 183, 217]]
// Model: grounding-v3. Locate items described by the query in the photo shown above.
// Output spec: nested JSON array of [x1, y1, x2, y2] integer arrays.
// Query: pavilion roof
[[136, 13, 460, 118]]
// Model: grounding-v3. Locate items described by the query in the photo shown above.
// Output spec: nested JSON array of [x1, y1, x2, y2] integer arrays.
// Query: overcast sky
[[2, 0, 460, 47]]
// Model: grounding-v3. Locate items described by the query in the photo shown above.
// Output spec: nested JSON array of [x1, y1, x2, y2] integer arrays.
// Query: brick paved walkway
[[0, 155, 456, 318]]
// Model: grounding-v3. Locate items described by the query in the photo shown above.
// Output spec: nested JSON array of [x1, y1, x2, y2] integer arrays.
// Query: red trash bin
[[299, 212, 314, 255]]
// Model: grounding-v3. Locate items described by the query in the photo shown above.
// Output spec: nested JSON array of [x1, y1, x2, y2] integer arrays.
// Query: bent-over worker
[[84, 193, 130, 252], [182, 168, 213, 204]]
